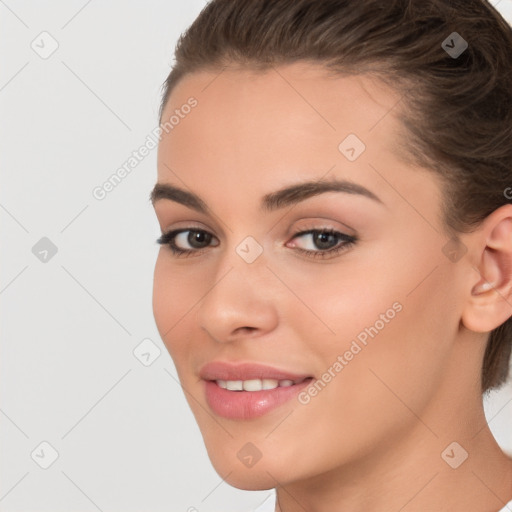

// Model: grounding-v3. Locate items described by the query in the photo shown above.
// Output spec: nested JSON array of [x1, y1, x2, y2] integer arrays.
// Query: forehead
[[161, 63, 403, 147], [159, 64, 402, 165], [155, 62, 440, 220]]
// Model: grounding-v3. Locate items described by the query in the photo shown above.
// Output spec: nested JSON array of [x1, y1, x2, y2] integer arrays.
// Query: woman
[[150, 0, 512, 510]]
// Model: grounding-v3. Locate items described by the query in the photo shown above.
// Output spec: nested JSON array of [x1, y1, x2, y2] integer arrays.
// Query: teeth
[[226, 380, 243, 391], [243, 379, 262, 391], [262, 379, 279, 390], [216, 378, 301, 391]]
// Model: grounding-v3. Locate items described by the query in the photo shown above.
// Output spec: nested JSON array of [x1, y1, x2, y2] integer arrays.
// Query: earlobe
[[462, 207, 512, 333]]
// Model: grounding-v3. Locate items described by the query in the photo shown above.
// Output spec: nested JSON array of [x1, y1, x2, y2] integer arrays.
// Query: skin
[[151, 62, 512, 512]]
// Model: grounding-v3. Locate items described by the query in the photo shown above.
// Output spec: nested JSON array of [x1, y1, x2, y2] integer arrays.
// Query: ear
[[461, 204, 512, 333]]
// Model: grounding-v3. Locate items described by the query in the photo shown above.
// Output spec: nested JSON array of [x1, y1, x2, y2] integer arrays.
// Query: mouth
[[199, 360, 315, 419]]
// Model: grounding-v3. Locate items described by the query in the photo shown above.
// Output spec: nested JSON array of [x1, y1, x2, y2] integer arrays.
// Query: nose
[[195, 253, 280, 343]]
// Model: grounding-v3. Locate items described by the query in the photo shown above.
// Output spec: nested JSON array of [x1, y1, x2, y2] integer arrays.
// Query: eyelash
[[156, 227, 357, 260]]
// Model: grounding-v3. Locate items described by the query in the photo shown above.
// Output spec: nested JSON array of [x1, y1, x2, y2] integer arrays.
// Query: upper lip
[[199, 361, 312, 382]]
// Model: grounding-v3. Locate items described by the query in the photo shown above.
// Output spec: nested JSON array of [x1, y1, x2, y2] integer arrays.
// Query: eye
[[156, 228, 219, 257], [156, 227, 357, 260], [288, 229, 356, 259]]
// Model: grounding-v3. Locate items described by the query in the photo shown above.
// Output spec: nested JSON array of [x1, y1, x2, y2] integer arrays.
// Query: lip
[[199, 360, 314, 420], [199, 360, 311, 382]]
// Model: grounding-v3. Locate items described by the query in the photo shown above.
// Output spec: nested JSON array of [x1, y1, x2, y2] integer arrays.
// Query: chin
[[206, 444, 304, 490]]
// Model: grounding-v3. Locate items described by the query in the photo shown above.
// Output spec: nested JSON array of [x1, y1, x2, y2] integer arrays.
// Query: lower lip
[[203, 378, 313, 420]]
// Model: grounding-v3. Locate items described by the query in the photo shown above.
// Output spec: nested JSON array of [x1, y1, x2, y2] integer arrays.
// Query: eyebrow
[[149, 177, 383, 213]]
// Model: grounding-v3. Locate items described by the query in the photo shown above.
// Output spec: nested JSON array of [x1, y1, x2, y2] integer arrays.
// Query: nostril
[[234, 326, 257, 335]]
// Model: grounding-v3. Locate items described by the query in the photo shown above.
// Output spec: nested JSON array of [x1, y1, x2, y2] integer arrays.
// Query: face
[[151, 63, 470, 489]]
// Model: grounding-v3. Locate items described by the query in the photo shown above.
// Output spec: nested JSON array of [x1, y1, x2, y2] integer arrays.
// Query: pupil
[[315, 232, 336, 250], [189, 231, 209, 248]]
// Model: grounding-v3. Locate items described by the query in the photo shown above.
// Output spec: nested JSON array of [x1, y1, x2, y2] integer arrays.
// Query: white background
[[1, 1, 512, 511]]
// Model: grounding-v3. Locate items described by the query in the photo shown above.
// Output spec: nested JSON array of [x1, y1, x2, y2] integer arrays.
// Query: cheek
[[281, 239, 458, 424], [270, 249, 406, 351]]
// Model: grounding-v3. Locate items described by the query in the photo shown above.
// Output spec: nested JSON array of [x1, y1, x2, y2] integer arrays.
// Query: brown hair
[[158, 0, 512, 393]]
